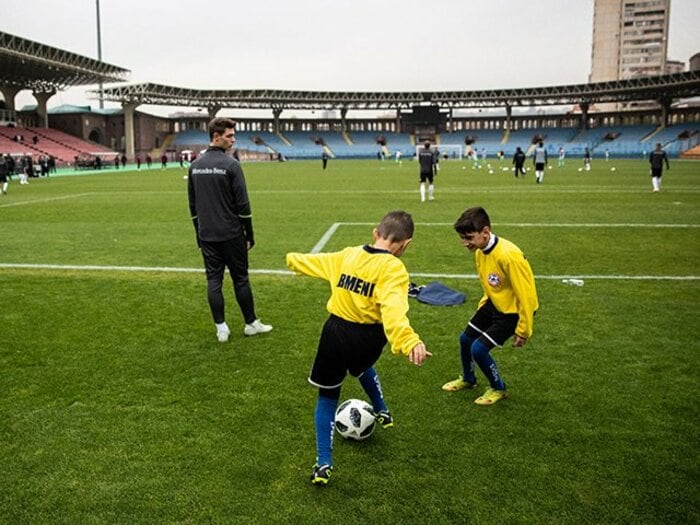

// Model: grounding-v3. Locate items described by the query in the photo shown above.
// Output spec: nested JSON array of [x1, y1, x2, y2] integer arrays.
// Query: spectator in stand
[[146, 153, 152, 168], [121, 154, 127, 168], [161, 153, 168, 169], [32, 135, 39, 145]]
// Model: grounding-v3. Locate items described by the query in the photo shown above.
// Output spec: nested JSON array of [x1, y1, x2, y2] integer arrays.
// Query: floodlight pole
[[96, 0, 104, 109]]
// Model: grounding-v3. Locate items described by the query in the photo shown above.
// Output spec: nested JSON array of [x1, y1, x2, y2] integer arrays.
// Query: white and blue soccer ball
[[335, 399, 376, 441]]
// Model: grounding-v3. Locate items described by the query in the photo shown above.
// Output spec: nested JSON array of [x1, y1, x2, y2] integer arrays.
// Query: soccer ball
[[334, 399, 376, 441]]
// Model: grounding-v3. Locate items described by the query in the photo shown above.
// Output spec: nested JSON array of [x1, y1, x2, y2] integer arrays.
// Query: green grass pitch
[[1, 158, 698, 524]]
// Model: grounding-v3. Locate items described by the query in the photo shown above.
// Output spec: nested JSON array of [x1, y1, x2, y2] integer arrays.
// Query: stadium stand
[[278, 131, 324, 159], [506, 128, 578, 156], [308, 132, 348, 158], [252, 131, 292, 157], [645, 123, 700, 155], [461, 130, 506, 157], [0, 125, 113, 164], [349, 132, 414, 159], [573, 125, 657, 158], [172, 129, 208, 147]]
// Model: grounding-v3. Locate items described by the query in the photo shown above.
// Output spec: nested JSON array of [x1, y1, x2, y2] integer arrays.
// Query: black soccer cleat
[[310, 463, 333, 486], [375, 410, 394, 429]]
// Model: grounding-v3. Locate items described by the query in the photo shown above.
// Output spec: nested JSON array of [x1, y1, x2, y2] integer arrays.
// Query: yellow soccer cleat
[[441, 376, 477, 392], [474, 387, 508, 405]]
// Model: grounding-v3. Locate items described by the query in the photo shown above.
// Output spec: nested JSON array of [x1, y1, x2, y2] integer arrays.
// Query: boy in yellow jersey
[[442, 206, 538, 405], [286, 210, 431, 486]]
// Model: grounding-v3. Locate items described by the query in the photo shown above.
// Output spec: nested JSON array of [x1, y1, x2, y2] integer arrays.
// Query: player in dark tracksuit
[[188, 117, 272, 342], [0, 154, 8, 194], [512, 147, 526, 177], [648, 142, 670, 193], [418, 141, 437, 202]]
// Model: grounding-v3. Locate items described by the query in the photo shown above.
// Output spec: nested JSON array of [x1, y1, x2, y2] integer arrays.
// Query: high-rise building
[[590, 0, 671, 82]]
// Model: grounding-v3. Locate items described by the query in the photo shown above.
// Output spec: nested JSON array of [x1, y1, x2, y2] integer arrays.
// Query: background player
[[649, 142, 670, 192], [533, 141, 548, 184], [418, 141, 437, 202]]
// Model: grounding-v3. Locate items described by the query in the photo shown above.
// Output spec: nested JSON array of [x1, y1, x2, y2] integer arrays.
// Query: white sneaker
[[216, 327, 230, 343], [244, 319, 273, 336]]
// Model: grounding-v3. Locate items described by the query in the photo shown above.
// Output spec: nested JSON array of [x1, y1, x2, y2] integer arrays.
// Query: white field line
[[0, 263, 697, 281], [0, 192, 95, 208], [310, 221, 700, 252], [311, 222, 342, 253], [320, 222, 700, 228], [251, 188, 700, 195]]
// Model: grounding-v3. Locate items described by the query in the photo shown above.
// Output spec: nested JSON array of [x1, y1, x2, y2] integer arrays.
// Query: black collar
[[364, 244, 391, 254], [482, 235, 499, 255]]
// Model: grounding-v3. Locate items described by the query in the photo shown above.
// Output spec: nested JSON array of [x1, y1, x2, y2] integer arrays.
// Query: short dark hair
[[208, 117, 236, 140], [454, 206, 491, 234], [423, 141, 431, 149], [376, 210, 414, 242]]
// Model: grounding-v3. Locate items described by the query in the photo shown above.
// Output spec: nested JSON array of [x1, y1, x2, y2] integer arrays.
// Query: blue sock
[[358, 367, 388, 413], [314, 394, 337, 467], [471, 339, 505, 390], [459, 332, 478, 384]]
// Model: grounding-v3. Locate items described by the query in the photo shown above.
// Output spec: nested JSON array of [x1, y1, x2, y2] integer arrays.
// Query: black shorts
[[535, 162, 545, 171], [309, 315, 387, 389], [651, 167, 663, 177], [199, 236, 248, 281], [0, 173, 6, 183], [419, 172, 434, 183], [465, 299, 519, 350]]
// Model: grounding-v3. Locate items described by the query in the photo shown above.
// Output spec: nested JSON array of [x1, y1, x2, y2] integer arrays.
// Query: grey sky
[[2, 0, 698, 116]]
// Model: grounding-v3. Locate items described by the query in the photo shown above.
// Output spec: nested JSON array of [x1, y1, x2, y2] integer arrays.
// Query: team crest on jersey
[[487, 273, 502, 287]]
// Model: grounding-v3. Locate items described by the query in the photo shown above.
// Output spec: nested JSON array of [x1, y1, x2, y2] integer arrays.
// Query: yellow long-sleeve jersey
[[286, 245, 422, 357], [475, 236, 539, 339]]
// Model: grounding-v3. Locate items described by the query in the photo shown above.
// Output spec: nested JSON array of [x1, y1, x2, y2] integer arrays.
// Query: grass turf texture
[[1, 159, 698, 524]]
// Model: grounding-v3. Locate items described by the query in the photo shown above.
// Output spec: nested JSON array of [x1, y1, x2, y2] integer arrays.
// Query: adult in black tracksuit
[[188, 117, 272, 342], [512, 147, 526, 177], [418, 141, 436, 202], [648, 142, 670, 193]]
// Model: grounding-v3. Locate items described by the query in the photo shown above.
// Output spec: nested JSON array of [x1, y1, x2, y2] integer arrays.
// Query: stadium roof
[[93, 72, 700, 111], [0, 31, 130, 91]]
